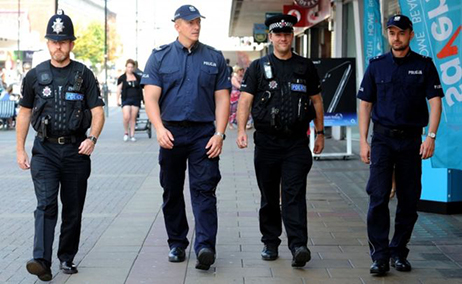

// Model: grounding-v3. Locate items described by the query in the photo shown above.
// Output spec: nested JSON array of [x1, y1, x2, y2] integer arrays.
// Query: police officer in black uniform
[[236, 14, 325, 268], [16, 10, 105, 281], [358, 15, 443, 276], [141, 5, 231, 270]]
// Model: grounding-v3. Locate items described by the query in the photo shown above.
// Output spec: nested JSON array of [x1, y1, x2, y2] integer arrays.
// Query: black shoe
[[291, 246, 311, 267], [370, 259, 390, 275], [391, 257, 412, 272], [59, 261, 78, 274], [26, 259, 52, 281], [261, 245, 278, 261], [195, 248, 215, 270], [168, 247, 186, 262]]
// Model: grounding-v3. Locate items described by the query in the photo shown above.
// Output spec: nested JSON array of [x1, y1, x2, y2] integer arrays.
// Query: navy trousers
[[159, 123, 221, 255], [30, 137, 90, 263], [367, 132, 422, 261], [253, 131, 313, 251]]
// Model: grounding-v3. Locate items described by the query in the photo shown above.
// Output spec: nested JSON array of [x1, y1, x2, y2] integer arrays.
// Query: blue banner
[[399, 0, 462, 170], [364, 0, 384, 69]]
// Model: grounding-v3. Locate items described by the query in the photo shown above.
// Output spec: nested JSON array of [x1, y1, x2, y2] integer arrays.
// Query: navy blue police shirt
[[141, 40, 231, 122], [357, 50, 444, 128]]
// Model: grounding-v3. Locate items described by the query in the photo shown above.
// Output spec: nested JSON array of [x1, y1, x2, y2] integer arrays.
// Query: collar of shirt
[[174, 39, 200, 54], [388, 48, 414, 65]]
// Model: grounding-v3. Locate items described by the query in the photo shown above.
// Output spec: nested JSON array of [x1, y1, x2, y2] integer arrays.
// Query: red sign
[[284, 0, 331, 29]]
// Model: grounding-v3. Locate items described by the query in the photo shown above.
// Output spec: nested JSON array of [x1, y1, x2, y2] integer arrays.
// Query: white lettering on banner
[[445, 85, 462, 107], [426, 0, 462, 107], [415, 32, 429, 56], [440, 58, 462, 106], [428, 0, 448, 19], [408, 1, 418, 11], [410, 9, 422, 24], [431, 17, 453, 41]]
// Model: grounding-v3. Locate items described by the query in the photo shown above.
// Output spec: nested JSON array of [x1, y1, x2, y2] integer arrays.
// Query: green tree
[[73, 22, 104, 69]]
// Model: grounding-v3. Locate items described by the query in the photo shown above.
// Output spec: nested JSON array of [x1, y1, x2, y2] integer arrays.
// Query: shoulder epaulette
[[369, 54, 386, 63], [203, 43, 221, 53], [153, 44, 170, 53]]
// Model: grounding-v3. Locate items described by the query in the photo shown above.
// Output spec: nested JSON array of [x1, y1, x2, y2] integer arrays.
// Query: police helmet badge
[[52, 18, 65, 34], [42, 86, 52, 98], [269, 80, 278, 89]]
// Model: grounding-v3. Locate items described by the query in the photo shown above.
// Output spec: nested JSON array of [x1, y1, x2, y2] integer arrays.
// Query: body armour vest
[[30, 60, 92, 137], [251, 55, 316, 136]]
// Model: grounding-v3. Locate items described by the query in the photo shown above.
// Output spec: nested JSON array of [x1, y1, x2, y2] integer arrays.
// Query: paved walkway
[[0, 107, 461, 284]]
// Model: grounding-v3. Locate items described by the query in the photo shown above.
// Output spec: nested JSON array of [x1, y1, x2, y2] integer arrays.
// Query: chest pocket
[[375, 75, 393, 101], [200, 65, 218, 87], [159, 68, 180, 89]]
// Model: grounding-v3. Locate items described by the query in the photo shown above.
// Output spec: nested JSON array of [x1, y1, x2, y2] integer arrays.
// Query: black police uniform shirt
[[117, 73, 143, 102], [20, 61, 104, 134], [240, 53, 321, 129], [141, 40, 231, 122], [357, 50, 444, 128]]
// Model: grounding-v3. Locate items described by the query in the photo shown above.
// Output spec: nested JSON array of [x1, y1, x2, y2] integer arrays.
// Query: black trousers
[[367, 132, 422, 261], [254, 131, 313, 251], [30, 137, 90, 263]]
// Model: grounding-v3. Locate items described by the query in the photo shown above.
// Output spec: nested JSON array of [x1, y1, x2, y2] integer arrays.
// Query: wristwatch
[[88, 135, 98, 144], [214, 132, 226, 140], [316, 130, 325, 135], [427, 132, 436, 139]]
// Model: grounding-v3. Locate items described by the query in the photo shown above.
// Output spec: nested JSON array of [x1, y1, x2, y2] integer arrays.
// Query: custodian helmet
[[45, 9, 76, 41]]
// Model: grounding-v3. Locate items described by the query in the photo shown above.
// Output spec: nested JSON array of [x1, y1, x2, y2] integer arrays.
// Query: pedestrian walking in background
[[15, 10, 105, 281], [229, 65, 244, 129], [141, 4, 231, 271], [117, 59, 143, 142], [358, 14, 443, 276], [236, 14, 325, 268]]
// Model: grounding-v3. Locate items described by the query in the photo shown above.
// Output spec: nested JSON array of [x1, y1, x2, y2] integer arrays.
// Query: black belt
[[373, 123, 422, 139], [163, 121, 212, 127], [37, 133, 85, 144]]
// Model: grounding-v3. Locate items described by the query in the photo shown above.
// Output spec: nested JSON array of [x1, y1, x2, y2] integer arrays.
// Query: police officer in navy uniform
[[358, 15, 443, 275], [16, 10, 105, 281], [236, 14, 325, 268], [141, 5, 230, 270]]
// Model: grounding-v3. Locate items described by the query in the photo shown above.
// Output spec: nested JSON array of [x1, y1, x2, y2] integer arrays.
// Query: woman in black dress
[[117, 59, 143, 141]]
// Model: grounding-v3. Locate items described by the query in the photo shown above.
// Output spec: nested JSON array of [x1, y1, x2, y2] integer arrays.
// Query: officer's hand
[[313, 134, 324, 154], [420, 137, 435, 160], [17, 150, 30, 170], [360, 141, 371, 164], [156, 127, 174, 149], [79, 139, 96, 155], [236, 130, 248, 149], [206, 135, 223, 158]]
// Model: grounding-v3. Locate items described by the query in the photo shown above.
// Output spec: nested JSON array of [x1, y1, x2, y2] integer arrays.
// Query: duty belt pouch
[[68, 100, 83, 131]]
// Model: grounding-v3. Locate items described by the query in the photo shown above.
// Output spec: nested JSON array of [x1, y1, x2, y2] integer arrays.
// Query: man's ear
[[174, 19, 182, 32]]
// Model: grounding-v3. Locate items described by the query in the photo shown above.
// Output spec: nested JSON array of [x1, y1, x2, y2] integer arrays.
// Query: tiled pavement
[[0, 107, 461, 284]]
